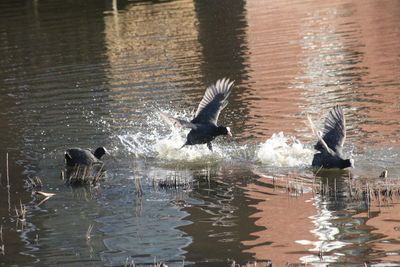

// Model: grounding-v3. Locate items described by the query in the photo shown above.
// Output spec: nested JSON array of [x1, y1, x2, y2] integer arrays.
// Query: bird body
[[308, 105, 354, 169], [312, 151, 353, 169], [186, 125, 229, 145], [65, 147, 108, 166], [379, 169, 388, 178], [184, 125, 231, 151], [159, 78, 234, 151], [186, 124, 218, 145]]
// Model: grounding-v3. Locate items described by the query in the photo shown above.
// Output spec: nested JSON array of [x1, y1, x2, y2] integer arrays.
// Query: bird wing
[[191, 78, 234, 125], [158, 110, 197, 129], [314, 105, 346, 153], [65, 148, 85, 161], [65, 148, 97, 165], [307, 115, 335, 155]]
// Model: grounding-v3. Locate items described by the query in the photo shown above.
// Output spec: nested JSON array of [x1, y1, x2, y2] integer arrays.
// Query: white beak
[[350, 158, 355, 168], [227, 127, 232, 137]]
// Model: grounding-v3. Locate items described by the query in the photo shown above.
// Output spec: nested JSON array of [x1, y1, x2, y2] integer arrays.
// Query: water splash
[[119, 128, 229, 162], [256, 132, 314, 167], [117, 111, 313, 166], [153, 131, 220, 161], [117, 109, 227, 162]]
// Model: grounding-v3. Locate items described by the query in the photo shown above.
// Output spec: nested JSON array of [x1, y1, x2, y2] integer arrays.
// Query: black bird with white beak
[[159, 78, 234, 151]]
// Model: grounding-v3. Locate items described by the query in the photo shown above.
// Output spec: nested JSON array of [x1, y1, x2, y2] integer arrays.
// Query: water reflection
[[193, 0, 250, 135], [0, 0, 399, 266], [243, 168, 400, 265], [96, 162, 191, 266], [363, 199, 400, 262], [103, 0, 203, 127], [181, 165, 262, 266], [298, 1, 400, 149], [0, 0, 111, 265], [244, 0, 308, 139]]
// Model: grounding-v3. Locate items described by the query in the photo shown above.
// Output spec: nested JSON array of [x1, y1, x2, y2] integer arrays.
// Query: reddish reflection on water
[[0, 0, 399, 266], [243, 175, 317, 266]]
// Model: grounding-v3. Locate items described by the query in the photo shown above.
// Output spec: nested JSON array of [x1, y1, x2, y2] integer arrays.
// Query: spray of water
[[117, 110, 314, 167], [257, 132, 314, 167]]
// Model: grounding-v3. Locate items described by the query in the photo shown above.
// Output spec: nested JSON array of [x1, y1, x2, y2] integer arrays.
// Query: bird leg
[[207, 142, 213, 152]]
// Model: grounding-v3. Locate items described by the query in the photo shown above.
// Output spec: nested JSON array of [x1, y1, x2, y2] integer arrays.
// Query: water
[[0, 0, 399, 266]]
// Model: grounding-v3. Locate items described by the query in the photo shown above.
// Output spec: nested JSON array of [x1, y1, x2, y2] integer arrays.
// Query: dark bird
[[159, 78, 234, 151], [65, 147, 108, 166], [308, 105, 354, 169], [379, 169, 388, 178]]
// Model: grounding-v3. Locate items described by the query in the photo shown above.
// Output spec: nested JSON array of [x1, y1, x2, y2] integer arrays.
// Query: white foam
[[116, 109, 226, 162], [256, 132, 313, 167], [153, 130, 221, 161], [117, 110, 314, 166]]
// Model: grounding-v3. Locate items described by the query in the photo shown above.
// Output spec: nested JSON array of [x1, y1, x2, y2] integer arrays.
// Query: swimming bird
[[159, 78, 234, 151], [65, 147, 108, 166], [308, 105, 354, 169]]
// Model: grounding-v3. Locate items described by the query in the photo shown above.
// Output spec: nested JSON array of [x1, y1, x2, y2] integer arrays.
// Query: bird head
[[349, 158, 355, 168], [344, 158, 355, 168], [217, 126, 232, 137], [94, 147, 109, 159]]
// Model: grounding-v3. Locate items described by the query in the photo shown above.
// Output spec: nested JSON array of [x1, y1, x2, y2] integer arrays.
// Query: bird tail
[[158, 109, 197, 129]]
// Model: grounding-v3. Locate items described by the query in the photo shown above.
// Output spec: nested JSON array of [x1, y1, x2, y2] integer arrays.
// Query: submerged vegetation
[[24, 176, 43, 191], [62, 163, 105, 186], [14, 200, 27, 222], [2, 151, 400, 265], [0, 225, 4, 255], [258, 168, 400, 209], [155, 169, 199, 190]]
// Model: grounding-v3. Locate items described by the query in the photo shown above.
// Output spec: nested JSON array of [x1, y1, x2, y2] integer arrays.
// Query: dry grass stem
[[92, 164, 105, 186], [35, 191, 56, 206], [6, 152, 10, 189], [36, 191, 55, 198], [15, 200, 27, 221], [24, 176, 43, 191], [124, 257, 135, 267], [156, 166, 197, 190], [86, 224, 94, 241], [131, 161, 143, 196], [231, 260, 272, 267], [65, 164, 105, 186], [0, 225, 4, 255], [134, 175, 143, 196]]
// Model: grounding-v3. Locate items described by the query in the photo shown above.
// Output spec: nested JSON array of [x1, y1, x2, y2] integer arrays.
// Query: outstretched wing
[[315, 105, 346, 153], [158, 110, 197, 129], [307, 115, 335, 155], [191, 78, 234, 124]]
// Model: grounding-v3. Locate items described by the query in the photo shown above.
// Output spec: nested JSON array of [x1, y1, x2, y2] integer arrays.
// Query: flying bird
[[308, 105, 354, 169], [159, 78, 234, 151]]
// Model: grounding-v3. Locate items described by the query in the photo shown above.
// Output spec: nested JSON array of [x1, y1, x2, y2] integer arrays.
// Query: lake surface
[[0, 0, 400, 266]]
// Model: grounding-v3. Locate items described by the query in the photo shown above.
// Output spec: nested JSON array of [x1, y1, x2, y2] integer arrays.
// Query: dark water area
[[0, 0, 400, 266]]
